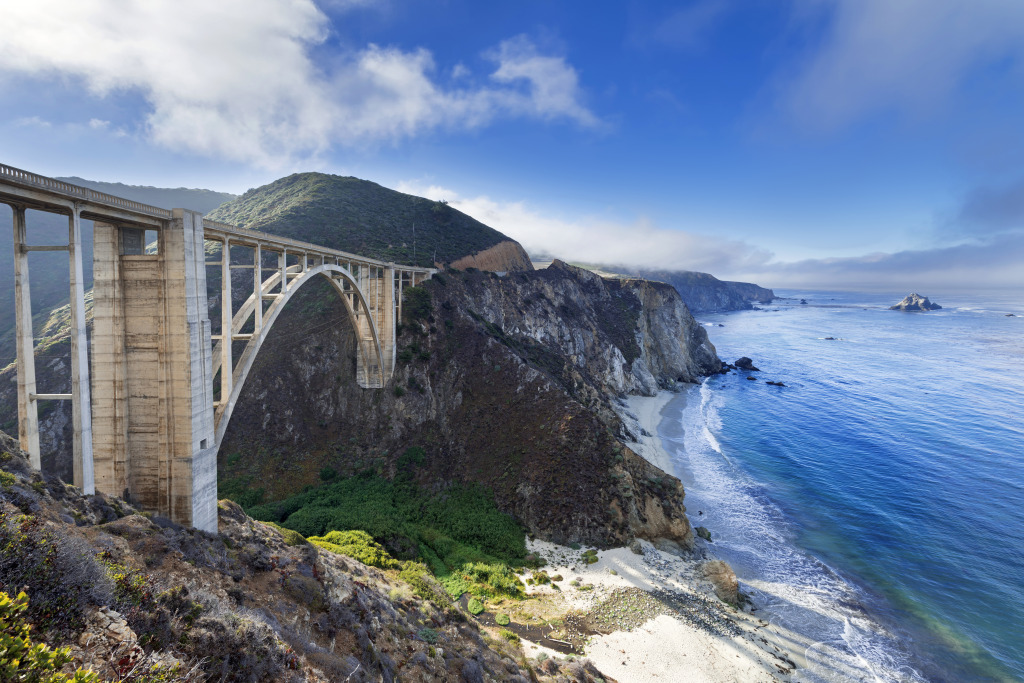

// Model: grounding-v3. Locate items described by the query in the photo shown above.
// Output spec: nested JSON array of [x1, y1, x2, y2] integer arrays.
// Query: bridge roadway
[[0, 163, 434, 530]]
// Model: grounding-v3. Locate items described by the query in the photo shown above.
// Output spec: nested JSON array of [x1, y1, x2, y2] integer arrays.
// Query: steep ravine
[[220, 262, 719, 552]]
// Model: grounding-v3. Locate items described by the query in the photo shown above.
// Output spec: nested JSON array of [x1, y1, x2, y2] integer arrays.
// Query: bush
[[440, 562, 525, 600], [417, 627, 438, 644], [495, 613, 510, 626], [499, 628, 519, 643], [308, 530, 399, 570], [318, 467, 337, 482], [467, 598, 484, 615], [0, 590, 99, 682]]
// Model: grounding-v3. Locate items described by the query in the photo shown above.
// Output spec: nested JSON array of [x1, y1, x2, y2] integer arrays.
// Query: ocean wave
[[677, 381, 927, 683]]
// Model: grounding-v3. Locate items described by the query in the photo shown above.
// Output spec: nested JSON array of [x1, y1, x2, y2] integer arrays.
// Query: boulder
[[700, 559, 739, 604], [890, 293, 942, 311], [695, 526, 712, 542], [734, 357, 759, 371]]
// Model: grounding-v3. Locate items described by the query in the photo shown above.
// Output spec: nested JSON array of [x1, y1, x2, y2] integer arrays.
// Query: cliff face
[[218, 262, 718, 550], [622, 269, 775, 313]]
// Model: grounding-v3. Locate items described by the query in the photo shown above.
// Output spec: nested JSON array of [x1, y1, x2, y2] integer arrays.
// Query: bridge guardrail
[[0, 162, 173, 219]]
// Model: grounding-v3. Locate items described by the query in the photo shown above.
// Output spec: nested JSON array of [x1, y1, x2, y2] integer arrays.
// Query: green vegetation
[[308, 530, 399, 570], [467, 597, 484, 615], [499, 628, 519, 643], [243, 447, 527, 601], [0, 590, 98, 682], [262, 522, 308, 547], [207, 173, 511, 269], [495, 613, 510, 626]]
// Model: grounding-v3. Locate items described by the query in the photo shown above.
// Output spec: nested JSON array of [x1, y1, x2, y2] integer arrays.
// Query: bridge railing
[[0, 162, 173, 219]]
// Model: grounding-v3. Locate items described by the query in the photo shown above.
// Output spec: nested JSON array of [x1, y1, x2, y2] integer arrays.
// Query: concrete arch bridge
[[1, 163, 434, 530]]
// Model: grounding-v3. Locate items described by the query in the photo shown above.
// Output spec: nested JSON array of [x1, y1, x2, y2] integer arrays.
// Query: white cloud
[[396, 180, 1024, 290], [395, 180, 770, 275], [87, 118, 109, 129], [14, 116, 51, 128], [784, 0, 1024, 129], [0, 2, 598, 167]]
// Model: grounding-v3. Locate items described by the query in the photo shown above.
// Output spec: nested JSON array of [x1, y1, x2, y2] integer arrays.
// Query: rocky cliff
[[619, 269, 775, 313], [218, 262, 718, 551]]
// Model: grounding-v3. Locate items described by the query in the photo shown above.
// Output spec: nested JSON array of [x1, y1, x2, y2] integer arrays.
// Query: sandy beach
[[506, 389, 813, 682]]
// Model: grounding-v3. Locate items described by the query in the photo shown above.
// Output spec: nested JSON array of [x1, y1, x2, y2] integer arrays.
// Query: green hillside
[[207, 173, 511, 268]]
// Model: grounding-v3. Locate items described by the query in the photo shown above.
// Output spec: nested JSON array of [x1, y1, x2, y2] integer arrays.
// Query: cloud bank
[[0, 0, 598, 167], [398, 181, 1024, 291]]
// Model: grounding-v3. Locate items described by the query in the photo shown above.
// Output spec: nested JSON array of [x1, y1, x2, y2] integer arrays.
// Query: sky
[[1, 0, 1023, 291]]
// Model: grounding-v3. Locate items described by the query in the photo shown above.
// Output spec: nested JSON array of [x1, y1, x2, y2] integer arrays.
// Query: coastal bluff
[[890, 293, 942, 311]]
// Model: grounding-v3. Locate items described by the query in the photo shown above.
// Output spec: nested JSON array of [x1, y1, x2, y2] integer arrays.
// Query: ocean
[[665, 290, 1024, 682]]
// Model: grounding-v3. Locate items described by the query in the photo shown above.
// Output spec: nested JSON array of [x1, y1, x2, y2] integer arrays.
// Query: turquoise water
[[667, 291, 1024, 682]]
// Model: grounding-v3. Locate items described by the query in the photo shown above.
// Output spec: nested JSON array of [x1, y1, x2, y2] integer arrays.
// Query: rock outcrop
[[890, 293, 942, 311], [619, 268, 775, 313], [700, 560, 739, 605]]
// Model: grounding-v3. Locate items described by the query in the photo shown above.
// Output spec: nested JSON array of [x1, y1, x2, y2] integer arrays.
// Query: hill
[[207, 173, 532, 271]]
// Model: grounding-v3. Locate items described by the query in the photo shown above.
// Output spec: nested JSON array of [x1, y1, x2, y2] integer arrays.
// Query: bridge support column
[[11, 205, 40, 468], [91, 211, 217, 531], [68, 205, 95, 494]]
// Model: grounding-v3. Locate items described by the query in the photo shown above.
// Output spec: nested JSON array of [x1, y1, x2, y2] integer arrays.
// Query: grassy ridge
[[245, 447, 527, 599], [207, 173, 510, 268]]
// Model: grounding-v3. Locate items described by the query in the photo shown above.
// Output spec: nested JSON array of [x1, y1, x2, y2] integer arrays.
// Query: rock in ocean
[[890, 293, 942, 311]]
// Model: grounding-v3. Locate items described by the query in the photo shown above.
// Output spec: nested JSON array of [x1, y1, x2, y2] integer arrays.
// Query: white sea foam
[[673, 381, 927, 683]]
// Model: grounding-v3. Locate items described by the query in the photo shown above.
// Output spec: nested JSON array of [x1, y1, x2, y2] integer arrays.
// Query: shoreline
[[507, 388, 815, 682]]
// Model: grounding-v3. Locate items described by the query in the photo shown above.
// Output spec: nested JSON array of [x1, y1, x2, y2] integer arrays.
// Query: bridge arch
[[212, 263, 386, 454]]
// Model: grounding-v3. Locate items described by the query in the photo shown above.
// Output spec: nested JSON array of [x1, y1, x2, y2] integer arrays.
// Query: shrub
[[467, 598, 484, 615], [318, 467, 337, 482], [417, 627, 438, 644], [308, 530, 399, 570], [499, 628, 519, 643], [0, 590, 99, 682], [441, 562, 525, 600], [495, 613, 510, 626]]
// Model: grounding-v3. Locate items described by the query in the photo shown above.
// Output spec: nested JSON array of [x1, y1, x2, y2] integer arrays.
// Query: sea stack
[[890, 293, 942, 311]]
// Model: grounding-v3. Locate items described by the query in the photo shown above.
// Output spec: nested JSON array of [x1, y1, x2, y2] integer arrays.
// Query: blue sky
[[2, 0, 1023, 290]]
